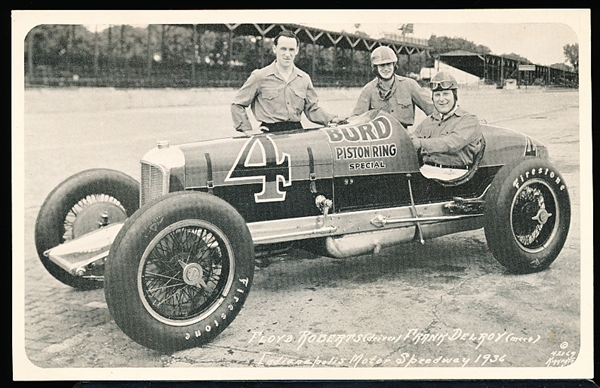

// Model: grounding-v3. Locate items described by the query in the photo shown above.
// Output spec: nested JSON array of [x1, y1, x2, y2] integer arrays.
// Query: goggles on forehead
[[429, 80, 455, 90]]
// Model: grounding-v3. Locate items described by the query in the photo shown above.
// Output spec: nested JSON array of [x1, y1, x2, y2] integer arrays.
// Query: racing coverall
[[352, 74, 434, 127], [410, 107, 484, 168]]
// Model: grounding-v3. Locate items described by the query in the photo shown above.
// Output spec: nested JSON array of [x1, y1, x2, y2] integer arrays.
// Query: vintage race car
[[34, 110, 570, 352]]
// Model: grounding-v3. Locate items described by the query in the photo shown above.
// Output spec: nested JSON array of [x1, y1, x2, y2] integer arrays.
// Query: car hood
[[480, 124, 548, 165], [177, 129, 333, 189]]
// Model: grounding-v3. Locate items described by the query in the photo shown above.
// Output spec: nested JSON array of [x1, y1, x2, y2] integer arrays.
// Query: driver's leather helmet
[[429, 71, 459, 91], [370, 46, 398, 66], [370, 46, 398, 79], [429, 71, 459, 103]]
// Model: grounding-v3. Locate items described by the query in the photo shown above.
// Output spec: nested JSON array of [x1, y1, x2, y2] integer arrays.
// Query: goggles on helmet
[[429, 80, 456, 90]]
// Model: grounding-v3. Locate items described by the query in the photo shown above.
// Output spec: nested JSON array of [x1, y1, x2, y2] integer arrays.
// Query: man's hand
[[409, 134, 422, 151], [328, 116, 348, 126], [236, 126, 264, 136]]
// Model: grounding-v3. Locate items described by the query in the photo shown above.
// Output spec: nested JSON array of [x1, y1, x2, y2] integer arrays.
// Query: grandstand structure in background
[[190, 23, 430, 87], [438, 50, 578, 88], [24, 23, 578, 89]]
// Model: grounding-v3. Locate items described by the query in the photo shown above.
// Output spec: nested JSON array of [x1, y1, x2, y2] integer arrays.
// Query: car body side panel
[[180, 130, 332, 187], [479, 124, 545, 166], [333, 167, 499, 212], [179, 130, 333, 222], [325, 112, 497, 211], [322, 112, 421, 176], [165, 112, 542, 222]]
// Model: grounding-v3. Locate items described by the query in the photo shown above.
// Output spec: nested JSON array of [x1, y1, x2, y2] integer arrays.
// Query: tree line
[[24, 24, 578, 88]]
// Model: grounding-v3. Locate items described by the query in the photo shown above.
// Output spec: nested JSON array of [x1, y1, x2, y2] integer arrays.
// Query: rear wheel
[[484, 157, 570, 273], [34, 169, 139, 289], [104, 191, 254, 352]]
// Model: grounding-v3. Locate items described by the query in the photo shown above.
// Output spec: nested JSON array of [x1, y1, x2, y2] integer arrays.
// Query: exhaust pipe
[[323, 216, 483, 259], [324, 226, 417, 258]]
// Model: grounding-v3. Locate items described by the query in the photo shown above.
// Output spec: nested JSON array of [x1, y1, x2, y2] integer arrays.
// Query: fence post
[[349, 47, 354, 85], [311, 43, 316, 81], [256, 36, 263, 68], [146, 25, 153, 84], [93, 25, 99, 84], [27, 31, 35, 85], [500, 57, 504, 88], [192, 25, 197, 87]]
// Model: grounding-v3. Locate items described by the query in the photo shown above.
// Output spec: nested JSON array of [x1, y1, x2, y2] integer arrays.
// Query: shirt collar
[[432, 105, 465, 121], [376, 74, 403, 86], [376, 76, 396, 100], [267, 60, 301, 80]]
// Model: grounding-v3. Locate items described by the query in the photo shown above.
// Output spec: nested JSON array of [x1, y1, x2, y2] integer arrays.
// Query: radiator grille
[[141, 163, 164, 206]]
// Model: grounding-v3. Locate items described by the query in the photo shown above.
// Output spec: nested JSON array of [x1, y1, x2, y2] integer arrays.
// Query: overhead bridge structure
[[189, 23, 430, 86], [195, 23, 429, 59], [438, 50, 578, 88]]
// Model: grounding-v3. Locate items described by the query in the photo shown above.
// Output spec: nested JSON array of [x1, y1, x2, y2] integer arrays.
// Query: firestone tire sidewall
[[34, 169, 140, 290], [104, 191, 255, 353], [484, 157, 570, 274]]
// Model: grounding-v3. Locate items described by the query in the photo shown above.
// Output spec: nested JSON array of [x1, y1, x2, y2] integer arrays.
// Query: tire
[[104, 191, 255, 352], [484, 157, 570, 273], [34, 169, 140, 289]]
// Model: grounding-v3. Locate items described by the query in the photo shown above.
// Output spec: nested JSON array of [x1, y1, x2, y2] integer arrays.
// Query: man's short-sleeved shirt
[[231, 61, 333, 131]]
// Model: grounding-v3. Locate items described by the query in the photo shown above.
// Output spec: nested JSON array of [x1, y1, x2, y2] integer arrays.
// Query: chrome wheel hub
[[532, 208, 552, 225], [179, 260, 208, 288]]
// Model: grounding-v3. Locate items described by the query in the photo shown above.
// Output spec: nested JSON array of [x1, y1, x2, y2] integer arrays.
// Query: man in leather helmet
[[409, 71, 484, 173], [352, 46, 434, 128]]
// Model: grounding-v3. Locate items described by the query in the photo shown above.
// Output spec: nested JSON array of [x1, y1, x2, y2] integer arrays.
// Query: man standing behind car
[[352, 46, 434, 128], [409, 71, 484, 171], [231, 30, 338, 134]]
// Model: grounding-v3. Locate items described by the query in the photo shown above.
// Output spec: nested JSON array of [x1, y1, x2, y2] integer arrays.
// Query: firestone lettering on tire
[[183, 277, 250, 341], [143, 216, 164, 238], [512, 167, 565, 191]]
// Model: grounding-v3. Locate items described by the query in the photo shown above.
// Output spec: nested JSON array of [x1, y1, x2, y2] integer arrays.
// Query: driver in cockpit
[[409, 71, 484, 177]]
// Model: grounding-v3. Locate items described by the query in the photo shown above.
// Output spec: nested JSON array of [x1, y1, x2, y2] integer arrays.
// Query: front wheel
[[34, 169, 139, 289], [484, 157, 570, 273], [104, 191, 255, 352]]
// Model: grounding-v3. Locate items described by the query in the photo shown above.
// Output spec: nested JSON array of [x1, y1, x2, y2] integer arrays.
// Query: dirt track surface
[[17, 86, 586, 377]]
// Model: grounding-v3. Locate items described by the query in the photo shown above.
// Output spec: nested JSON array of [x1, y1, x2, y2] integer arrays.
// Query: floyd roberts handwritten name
[[249, 328, 542, 351]]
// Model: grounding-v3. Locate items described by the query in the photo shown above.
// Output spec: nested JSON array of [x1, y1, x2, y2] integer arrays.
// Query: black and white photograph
[[12, 9, 592, 381]]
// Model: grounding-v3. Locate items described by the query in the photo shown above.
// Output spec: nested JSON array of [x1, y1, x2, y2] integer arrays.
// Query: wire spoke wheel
[[105, 191, 254, 352], [511, 180, 558, 252], [63, 194, 128, 241], [484, 157, 570, 273], [34, 169, 139, 289], [138, 220, 234, 325]]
